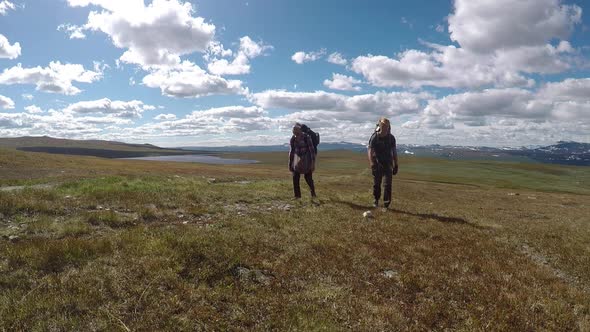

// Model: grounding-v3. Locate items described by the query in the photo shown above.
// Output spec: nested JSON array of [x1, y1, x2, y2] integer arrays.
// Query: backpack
[[300, 124, 320, 154]]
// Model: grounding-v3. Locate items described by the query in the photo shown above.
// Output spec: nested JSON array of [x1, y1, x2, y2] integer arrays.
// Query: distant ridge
[[1, 137, 587, 165], [181, 141, 590, 166], [0, 136, 200, 159]]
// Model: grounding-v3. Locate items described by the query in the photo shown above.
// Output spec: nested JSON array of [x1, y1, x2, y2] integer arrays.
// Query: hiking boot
[[373, 200, 379, 208]]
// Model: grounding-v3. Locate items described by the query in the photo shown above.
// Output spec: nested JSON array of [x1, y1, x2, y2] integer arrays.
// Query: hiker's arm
[[367, 147, 375, 167], [367, 135, 375, 167], [288, 139, 294, 171], [392, 138, 399, 175]]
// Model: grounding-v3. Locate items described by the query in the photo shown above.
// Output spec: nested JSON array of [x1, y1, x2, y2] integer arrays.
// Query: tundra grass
[[0, 149, 589, 330]]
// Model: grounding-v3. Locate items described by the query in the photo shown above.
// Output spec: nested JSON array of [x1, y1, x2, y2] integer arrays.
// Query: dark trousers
[[293, 172, 316, 198], [372, 164, 392, 206]]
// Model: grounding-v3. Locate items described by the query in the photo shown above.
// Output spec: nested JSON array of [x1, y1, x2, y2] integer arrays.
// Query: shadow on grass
[[333, 199, 487, 229]]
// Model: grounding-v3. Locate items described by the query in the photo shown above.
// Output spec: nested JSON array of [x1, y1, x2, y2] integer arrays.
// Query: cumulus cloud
[[0, 110, 120, 138], [0, 34, 21, 59], [351, 0, 583, 90], [0, 1, 15, 15], [68, 0, 215, 68], [154, 113, 176, 120], [57, 24, 87, 39], [64, 98, 155, 118], [351, 46, 532, 89], [207, 36, 272, 75], [448, 0, 582, 53], [410, 78, 590, 130], [323, 73, 362, 91], [327, 52, 347, 65], [25, 105, 43, 113], [251, 89, 430, 121], [127, 105, 272, 137], [0, 61, 103, 95], [0, 95, 14, 109], [142, 61, 246, 98], [291, 49, 326, 64]]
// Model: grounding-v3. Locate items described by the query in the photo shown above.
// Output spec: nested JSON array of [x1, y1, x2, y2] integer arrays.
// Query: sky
[[0, 0, 589, 147]]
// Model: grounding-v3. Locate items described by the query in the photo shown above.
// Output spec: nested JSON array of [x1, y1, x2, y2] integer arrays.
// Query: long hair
[[376, 117, 390, 134]]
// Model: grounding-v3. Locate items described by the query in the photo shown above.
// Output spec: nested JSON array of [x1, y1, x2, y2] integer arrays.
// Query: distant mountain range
[[181, 141, 590, 166], [0, 136, 587, 166]]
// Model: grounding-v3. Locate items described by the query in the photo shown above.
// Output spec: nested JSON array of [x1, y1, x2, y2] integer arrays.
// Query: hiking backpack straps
[[300, 124, 319, 154]]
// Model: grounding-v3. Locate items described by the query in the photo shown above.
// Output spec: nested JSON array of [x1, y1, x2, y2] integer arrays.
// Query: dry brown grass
[[0, 148, 589, 330]]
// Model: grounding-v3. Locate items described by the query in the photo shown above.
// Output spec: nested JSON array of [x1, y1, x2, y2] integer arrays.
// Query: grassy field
[[1, 148, 589, 331]]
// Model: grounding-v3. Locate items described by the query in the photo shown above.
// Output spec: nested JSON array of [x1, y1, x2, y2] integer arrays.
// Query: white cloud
[[0, 34, 21, 59], [0, 95, 14, 109], [21, 93, 33, 101], [25, 105, 43, 113], [142, 61, 246, 98], [323, 73, 362, 91], [69, 0, 216, 68], [207, 36, 272, 75], [435, 24, 445, 33], [204, 41, 233, 61], [127, 106, 272, 137], [0, 1, 15, 15], [350, 0, 584, 90], [327, 52, 347, 65], [0, 111, 114, 137], [251, 89, 430, 120], [64, 98, 154, 118], [57, 24, 87, 39], [401, 17, 413, 29], [0, 61, 103, 95], [154, 113, 176, 120], [537, 78, 590, 102], [494, 43, 573, 74], [291, 49, 326, 64], [410, 78, 590, 130], [448, 0, 582, 53], [351, 46, 532, 89]]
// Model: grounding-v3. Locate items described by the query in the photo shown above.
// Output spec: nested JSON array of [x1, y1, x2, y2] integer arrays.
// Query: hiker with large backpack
[[368, 117, 398, 209], [289, 123, 317, 200]]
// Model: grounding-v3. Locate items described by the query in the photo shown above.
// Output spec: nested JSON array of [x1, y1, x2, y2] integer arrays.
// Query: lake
[[122, 155, 259, 165]]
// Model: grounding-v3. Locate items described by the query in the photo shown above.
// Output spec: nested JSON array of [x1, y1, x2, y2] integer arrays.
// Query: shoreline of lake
[[121, 154, 259, 165]]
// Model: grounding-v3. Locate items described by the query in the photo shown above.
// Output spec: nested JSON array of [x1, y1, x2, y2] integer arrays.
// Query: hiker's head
[[376, 117, 390, 136], [293, 123, 303, 136]]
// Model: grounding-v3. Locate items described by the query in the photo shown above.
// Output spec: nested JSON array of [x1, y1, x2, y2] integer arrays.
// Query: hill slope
[[0, 136, 197, 158]]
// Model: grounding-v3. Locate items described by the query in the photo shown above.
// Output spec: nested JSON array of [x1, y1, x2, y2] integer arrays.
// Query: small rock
[[381, 270, 398, 279], [182, 221, 189, 225], [207, 178, 217, 184], [528, 196, 537, 200], [363, 211, 373, 219], [508, 193, 517, 196], [64, 195, 72, 199], [234, 266, 273, 285], [96, 205, 104, 210], [8, 235, 19, 241]]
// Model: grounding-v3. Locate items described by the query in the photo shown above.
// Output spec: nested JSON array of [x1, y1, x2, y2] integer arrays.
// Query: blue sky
[[0, 0, 589, 147]]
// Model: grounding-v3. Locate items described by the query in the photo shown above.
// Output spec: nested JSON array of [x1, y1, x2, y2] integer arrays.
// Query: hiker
[[368, 117, 398, 209], [289, 123, 317, 199]]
